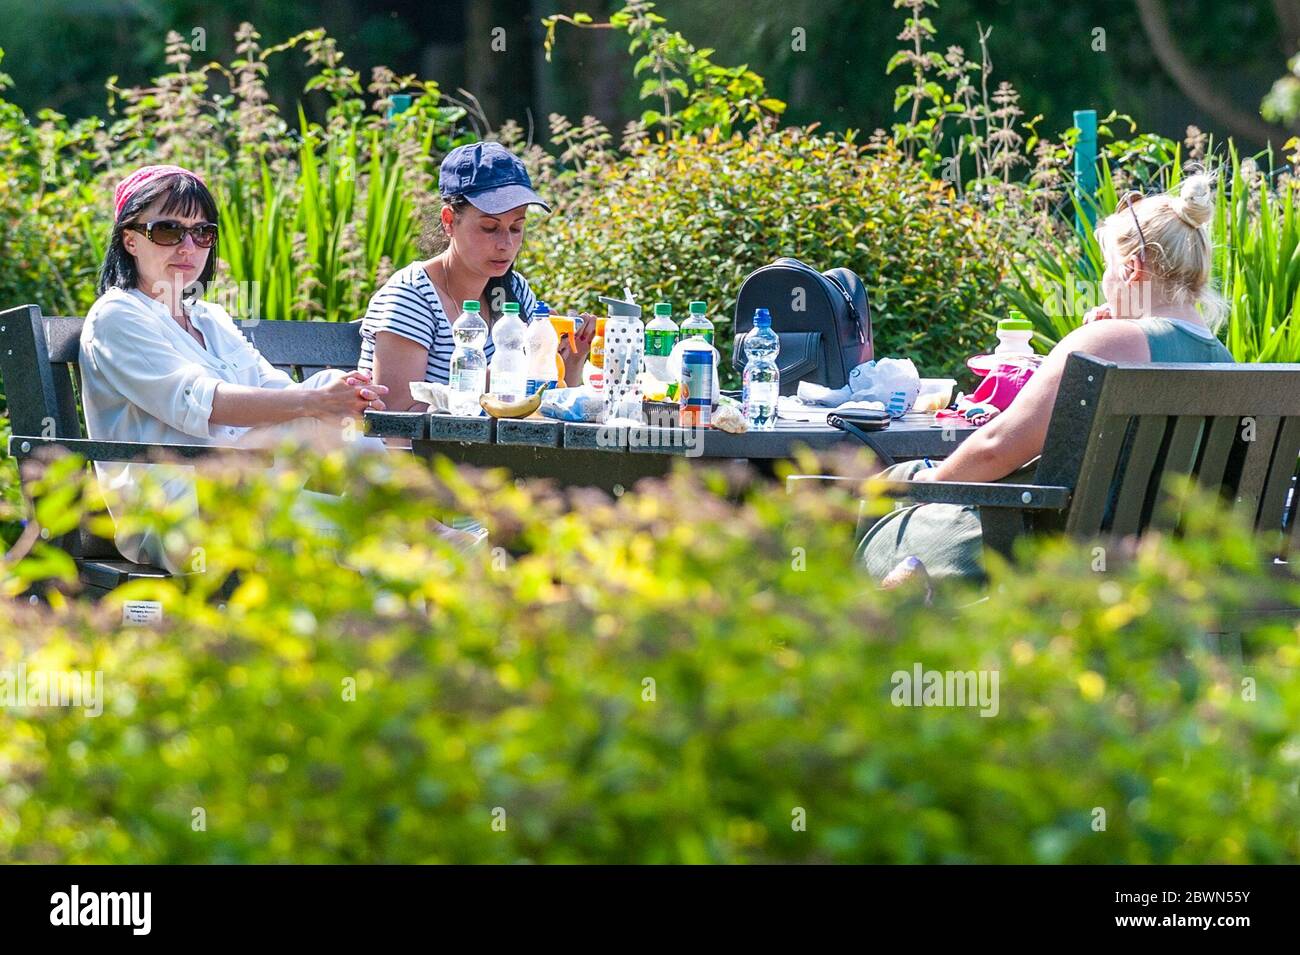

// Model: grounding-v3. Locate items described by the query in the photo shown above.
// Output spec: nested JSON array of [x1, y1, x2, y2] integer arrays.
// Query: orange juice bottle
[[582, 317, 607, 391]]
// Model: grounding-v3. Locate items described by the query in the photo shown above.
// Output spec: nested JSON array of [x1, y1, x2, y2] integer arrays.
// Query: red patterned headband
[[113, 165, 206, 221]]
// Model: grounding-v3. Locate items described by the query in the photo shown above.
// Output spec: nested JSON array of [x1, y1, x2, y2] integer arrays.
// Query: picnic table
[[364, 409, 975, 492]]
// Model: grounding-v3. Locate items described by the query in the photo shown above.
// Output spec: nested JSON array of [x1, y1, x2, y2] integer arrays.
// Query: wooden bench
[[0, 304, 364, 596], [789, 353, 1300, 621]]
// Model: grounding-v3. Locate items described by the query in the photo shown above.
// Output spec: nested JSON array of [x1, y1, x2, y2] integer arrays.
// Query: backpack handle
[[777, 256, 867, 345]]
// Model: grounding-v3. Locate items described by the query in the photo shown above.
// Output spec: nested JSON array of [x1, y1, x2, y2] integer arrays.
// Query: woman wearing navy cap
[[360, 141, 596, 416]]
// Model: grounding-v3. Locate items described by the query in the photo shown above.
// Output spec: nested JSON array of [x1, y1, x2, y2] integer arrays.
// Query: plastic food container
[[913, 378, 957, 413]]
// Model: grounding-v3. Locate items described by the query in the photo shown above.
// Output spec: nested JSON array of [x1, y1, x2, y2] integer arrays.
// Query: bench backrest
[[0, 304, 362, 439], [1037, 353, 1300, 550]]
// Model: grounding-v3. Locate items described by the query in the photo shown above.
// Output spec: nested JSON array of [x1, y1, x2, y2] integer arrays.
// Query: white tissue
[[409, 381, 453, 413]]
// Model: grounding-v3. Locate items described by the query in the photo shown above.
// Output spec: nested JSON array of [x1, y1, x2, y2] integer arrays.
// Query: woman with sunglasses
[[859, 172, 1235, 585], [80, 164, 399, 572]]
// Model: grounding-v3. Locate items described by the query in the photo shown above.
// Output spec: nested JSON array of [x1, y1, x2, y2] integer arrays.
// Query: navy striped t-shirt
[[358, 261, 539, 384]]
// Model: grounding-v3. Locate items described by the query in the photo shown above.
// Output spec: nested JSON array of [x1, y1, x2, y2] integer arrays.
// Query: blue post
[[386, 94, 413, 121], [1073, 109, 1098, 237]]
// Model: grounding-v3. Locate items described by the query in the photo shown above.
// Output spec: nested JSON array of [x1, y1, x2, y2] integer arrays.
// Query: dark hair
[[96, 173, 220, 297], [417, 194, 520, 323]]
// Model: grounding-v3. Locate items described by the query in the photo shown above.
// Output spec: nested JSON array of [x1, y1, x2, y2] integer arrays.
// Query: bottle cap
[[534, 301, 550, 317], [689, 301, 707, 314], [998, 316, 1033, 332], [753, 307, 772, 327], [654, 302, 672, 316], [462, 301, 481, 312], [503, 302, 521, 314], [598, 295, 641, 318]]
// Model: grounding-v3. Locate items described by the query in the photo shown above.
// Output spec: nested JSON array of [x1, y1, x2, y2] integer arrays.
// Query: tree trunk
[[1135, 0, 1291, 144], [1273, 0, 1300, 54]]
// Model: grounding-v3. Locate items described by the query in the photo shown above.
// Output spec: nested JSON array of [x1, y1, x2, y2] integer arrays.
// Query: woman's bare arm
[[210, 374, 386, 428], [209, 384, 314, 428], [371, 331, 432, 413], [927, 321, 1150, 483]]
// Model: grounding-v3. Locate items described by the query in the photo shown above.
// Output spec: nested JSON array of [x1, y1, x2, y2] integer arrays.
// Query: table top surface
[[365, 409, 975, 460]]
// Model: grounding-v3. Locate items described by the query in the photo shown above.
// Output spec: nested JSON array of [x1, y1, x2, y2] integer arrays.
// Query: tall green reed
[[1004, 136, 1300, 363], [214, 102, 454, 323]]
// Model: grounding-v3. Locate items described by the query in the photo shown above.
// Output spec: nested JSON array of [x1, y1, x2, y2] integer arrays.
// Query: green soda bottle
[[644, 302, 679, 382], [681, 300, 715, 345]]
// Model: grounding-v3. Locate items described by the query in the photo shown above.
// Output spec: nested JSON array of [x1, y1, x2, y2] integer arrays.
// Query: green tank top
[[1139, 317, 1234, 363]]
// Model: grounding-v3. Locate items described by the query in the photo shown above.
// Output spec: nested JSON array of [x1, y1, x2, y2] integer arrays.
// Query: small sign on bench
[[122, 600, 164, 625]]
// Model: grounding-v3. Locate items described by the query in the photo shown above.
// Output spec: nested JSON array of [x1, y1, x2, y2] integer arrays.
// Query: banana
[[480, 383, 548, 418]]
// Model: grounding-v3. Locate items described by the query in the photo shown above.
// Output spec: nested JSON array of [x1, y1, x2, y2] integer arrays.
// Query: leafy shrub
[[526, 127, 1019, 381], [0, 27, 470, 325], [1, 448, 1297, 863], [0, 50, 108, 317]]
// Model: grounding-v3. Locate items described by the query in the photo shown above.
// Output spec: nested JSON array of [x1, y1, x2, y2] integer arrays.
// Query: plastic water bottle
[[525, 301, 561, 396], [489, 301, 528, 401], [681, 300, 714, 344], [448, 300, 488, 415], [742, 307, 780, 430], [644, 302, 679, 384], [994, 310, 1035, 357]]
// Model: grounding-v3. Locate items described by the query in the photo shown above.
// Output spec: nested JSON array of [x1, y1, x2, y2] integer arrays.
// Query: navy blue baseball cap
[[439, 141, 551, 215]]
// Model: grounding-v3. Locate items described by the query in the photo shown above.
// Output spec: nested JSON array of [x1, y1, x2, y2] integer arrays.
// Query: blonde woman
[[859, 173, 1234, 582]]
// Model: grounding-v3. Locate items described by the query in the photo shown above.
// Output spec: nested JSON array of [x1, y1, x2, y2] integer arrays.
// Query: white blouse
[[79, 287, 355, 571], [80, 287, 297, 446]]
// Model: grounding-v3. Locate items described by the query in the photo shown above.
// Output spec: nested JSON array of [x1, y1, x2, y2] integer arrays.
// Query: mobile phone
[[829, 408, 890, 430]]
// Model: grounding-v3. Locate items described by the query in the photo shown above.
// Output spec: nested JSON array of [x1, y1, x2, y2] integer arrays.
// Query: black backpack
[[731, 257, 874, 394]]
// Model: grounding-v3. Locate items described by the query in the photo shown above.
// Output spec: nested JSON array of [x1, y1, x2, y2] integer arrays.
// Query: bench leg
[[978, 507, 1028, 561]]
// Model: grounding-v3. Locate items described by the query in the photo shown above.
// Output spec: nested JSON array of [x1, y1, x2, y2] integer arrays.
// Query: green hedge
[[526, 129, 1018, 381], [1, 449, 1297, 863]]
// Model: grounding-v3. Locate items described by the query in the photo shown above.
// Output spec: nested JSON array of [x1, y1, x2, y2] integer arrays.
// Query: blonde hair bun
[[1174, 173, 1215, 229]]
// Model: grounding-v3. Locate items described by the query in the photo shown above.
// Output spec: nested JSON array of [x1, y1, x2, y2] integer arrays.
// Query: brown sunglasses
[[1115, 190, 1149, 264], [125, 219, 219, 248]]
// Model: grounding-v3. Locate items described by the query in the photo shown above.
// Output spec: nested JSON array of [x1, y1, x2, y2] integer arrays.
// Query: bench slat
[[1233, 415, 1282, 523], [1064, 414, 1129, 536], [41, 316, 362, 374], [1110, 415, 1169, 536], [1097, 363, 1300, 415], [1194, 415, 1240, 495], [0, 306, 69, 436], [43, 316, 84, 364], [242, 320, 362, 369], [10, 435, 273, 465], [1151, 415, 1204, 532], [1257, 417, 1300, 537], [786, 475, 1071, 510]]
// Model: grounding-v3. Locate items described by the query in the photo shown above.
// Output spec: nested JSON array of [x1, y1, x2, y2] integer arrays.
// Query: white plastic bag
[[791, 358, 921, 417], [539, 385, 605, 422], [845, 358, 921, 417]]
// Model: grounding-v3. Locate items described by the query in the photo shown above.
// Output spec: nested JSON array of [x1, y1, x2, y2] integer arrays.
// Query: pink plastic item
[[966, 359, 1036, 412], [936, 357, 1041, 426]]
